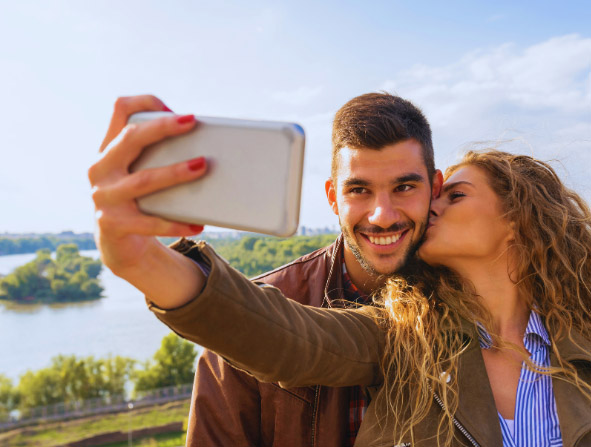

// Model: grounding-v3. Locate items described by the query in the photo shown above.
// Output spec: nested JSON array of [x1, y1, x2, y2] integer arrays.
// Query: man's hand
[[89, 95, 207, 308]]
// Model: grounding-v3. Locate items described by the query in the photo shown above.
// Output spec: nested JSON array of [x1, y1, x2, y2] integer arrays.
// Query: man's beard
[[340, 218, 428, 277]]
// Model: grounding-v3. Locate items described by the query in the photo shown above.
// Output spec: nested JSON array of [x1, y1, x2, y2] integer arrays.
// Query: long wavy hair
[[373, 150, 591, 445]]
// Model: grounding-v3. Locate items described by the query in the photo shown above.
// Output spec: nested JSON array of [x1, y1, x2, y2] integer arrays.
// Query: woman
[[150, 150, 591, 446]]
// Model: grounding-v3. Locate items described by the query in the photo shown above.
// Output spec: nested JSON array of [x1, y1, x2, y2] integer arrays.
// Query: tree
[[0, 245, 103, 303], [102, 356, 136, 396], [134, 333, 198, 392], [17, 368, 62, 409], [16, 355, 136, 411], [56, 243, 79, 265], [0, 374, 18, 421]]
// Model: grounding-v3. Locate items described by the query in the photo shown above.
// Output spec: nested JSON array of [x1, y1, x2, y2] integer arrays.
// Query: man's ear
[[431, 170, 444, 198], [325, 178, 339, 216]]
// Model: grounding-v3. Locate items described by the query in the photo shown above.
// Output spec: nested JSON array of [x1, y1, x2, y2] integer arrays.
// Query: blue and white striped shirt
[[478, 311, 562, 447]]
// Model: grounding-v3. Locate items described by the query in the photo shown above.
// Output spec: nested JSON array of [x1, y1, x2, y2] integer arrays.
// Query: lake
[[0, 250, 188, 381]]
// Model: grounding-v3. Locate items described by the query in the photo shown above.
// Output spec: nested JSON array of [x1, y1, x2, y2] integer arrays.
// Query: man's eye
[[349, 187, 367, 194], [395, 184, 414, 193]]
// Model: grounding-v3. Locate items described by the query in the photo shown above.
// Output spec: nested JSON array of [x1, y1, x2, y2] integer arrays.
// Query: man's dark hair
[[331, 92, 435, 180]]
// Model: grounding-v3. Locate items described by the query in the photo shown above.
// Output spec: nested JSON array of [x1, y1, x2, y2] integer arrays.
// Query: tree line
[[0, 244, 103, 303], [0, 333, 197, 421], [0, 236, 96, 256]]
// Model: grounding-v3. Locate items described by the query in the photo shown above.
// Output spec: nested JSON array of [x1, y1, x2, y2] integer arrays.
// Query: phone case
[[128, 111, 305, 237]]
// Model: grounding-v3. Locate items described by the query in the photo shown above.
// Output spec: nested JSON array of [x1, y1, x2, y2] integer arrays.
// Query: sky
[[0, 0, 589, 234]]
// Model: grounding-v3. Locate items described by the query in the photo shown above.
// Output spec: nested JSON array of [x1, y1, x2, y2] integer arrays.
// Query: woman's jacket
[[148, 242, 591, 447]]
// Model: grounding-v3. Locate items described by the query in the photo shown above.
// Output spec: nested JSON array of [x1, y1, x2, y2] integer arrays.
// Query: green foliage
[[0, 244, 104, 303], [0, 235, 96, 256], [217, 234, 338, 277], [2, 400, 189, 447], [16, 355, 136, 411], [0, 374, 18, 421], [9, 332, 197, 421], [134, 333, 198, 393], [4, 234, 336, 419]]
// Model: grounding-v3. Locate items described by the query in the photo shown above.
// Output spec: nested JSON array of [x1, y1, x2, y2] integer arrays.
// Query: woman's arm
[[147, 240, 384, 389]]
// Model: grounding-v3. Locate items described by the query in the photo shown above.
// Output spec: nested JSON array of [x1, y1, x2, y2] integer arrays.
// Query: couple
[[90, 93, 591, 446]]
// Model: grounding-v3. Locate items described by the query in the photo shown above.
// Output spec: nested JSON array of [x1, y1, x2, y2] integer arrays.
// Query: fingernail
[[187, 157, 206, 171], [162, 104, 173, 112], [189, 224, 204, 233], [177, 114, 196, 124]]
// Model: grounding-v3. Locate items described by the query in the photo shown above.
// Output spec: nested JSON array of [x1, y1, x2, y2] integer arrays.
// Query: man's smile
[[358, 229, 410, 250]]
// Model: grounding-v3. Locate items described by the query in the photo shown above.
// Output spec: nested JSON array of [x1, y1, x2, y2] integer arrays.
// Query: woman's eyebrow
[[442, 180, 474, 193]]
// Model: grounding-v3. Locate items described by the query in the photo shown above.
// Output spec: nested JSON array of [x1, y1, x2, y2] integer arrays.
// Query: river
[[0, 250, 184, 381]]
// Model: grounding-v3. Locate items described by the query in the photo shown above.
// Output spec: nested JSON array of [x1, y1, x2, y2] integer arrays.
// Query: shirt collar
[[342, 262, 370, 305], [524, 310, 551, 346], [477, 310, 551, 349]]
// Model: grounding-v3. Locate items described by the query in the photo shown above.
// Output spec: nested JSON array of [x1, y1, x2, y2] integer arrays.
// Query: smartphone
[[128, 111, 305, 237]]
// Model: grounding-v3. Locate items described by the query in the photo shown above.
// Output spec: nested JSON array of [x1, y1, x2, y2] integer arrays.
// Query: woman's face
[[418, 165, 514, 270]]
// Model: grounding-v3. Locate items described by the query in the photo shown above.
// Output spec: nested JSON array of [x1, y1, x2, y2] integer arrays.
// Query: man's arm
[[149, 242, 383, 389], [89, 95, 207, 308]]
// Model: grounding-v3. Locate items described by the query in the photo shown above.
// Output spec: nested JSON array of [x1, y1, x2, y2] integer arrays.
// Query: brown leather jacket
[[151, 240, 591, 447], [182, 235, 357, 447]]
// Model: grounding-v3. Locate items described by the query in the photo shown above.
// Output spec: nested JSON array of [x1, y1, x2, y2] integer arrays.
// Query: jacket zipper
[[311, 385, 321, 446], [431, 389, 480, 447]]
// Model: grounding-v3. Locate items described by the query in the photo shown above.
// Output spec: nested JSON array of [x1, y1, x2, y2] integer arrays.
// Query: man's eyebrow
[[342, 178, 370, 188], [442, 180, 474, 193], [395, 173, 426, 184], [342, 173, 426, 189]]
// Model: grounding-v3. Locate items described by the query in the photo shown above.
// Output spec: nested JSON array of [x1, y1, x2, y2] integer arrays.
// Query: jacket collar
[[551, 330, 591, 447], [455, 318, 591, 447], [454, 335, 504, 447], [323, 234, 347, 307]]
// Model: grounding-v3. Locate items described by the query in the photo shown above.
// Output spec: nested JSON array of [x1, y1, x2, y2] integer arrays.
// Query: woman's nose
[[429, 197, 444, 217]]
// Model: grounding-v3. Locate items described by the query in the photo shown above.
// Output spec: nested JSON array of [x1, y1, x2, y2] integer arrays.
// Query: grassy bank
[[0, 400, 189, 447]]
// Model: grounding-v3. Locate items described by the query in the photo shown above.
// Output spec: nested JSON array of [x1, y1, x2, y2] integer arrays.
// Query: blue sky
[[1, 1, 589, 233]]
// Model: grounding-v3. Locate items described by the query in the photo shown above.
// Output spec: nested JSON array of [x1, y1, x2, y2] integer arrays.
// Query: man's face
[[326, 139, 439, 277]]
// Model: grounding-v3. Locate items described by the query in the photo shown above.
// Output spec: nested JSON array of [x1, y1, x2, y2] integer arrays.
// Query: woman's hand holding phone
[[88, 95, 207, 309]]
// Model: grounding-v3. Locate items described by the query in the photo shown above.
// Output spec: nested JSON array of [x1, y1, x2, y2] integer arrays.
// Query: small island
[[0, 244, 104, 303]]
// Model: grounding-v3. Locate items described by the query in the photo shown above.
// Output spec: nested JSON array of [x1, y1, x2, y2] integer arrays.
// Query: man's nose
[[367, 193, 401, 228]]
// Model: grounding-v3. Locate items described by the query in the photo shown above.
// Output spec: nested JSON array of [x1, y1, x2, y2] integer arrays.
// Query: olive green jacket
[[148, 242, 591, 446]]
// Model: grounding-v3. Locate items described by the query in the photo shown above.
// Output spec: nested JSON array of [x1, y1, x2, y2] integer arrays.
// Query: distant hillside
[[215, 233, 339, 277]]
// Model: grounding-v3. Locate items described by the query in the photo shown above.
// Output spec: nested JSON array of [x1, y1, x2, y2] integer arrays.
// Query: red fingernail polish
[[162, 104, 173, 112], [187, 157, 206, 171], [177, 114, 196, 124], [189, 224, 204, 233]]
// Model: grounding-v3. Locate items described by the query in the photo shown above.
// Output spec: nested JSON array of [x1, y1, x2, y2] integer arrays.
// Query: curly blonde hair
[[374, 150, 591, 445]]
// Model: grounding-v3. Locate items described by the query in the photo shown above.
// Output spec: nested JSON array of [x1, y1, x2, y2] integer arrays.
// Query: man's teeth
[[368, 234, 401, 245]]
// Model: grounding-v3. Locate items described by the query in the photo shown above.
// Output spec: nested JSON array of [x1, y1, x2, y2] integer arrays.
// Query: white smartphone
[[128, 112, 305, 237]]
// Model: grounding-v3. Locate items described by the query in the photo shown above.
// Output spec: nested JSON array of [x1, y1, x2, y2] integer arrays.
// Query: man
[[89, 92, 442, 446]]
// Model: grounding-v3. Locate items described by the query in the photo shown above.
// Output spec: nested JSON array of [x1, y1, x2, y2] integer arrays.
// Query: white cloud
[[380, 34, 591, 193], [383, 35, 591, 120]]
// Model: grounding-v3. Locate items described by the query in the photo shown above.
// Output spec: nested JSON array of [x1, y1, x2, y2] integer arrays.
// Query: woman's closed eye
[[448, 190, 466, 201]]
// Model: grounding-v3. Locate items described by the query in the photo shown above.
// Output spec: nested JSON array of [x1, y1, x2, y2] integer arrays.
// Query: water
[[0, 250, 185, 381]]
